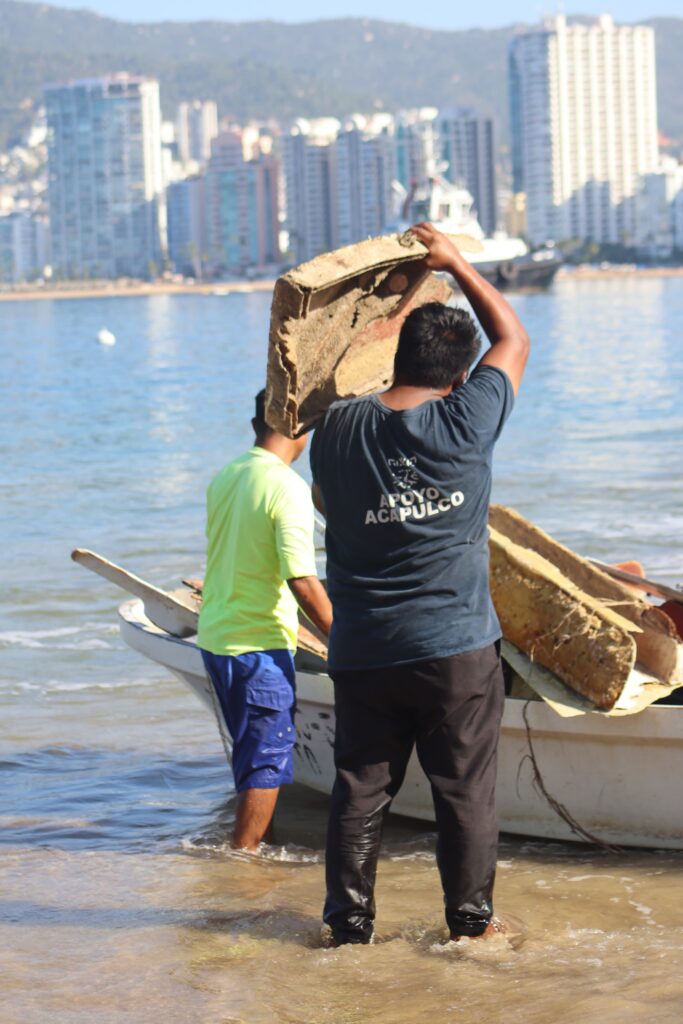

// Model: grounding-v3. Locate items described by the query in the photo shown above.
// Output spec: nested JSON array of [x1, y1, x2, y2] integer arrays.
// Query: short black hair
[[393, 303, 482, 389], [254, 388, 268, 436]]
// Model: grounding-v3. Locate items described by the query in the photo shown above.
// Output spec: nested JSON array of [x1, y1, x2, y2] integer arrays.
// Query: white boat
[[118, 594, 683, 851], [388, 177, 562, 289]]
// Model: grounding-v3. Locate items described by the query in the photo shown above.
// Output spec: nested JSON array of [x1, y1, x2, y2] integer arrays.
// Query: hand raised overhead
[[410, 222, 463, 272]]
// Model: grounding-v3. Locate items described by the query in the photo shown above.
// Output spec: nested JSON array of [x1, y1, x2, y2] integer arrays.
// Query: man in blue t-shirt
[[310, 223, 530, 946]]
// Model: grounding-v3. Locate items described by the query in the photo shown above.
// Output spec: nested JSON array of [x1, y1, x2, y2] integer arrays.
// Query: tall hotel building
[[204, 131, 280, 275], [166, 175, 207, 277], [283, 119, 340, 264], [394, 110, 439, 189], [438, 108, 498, 235], [394, 109, 498, 235], [176, 100, 219, 166], [509, 15, 659, 245], [334, 116, 395, 247], [284, 116, 396, 262], [45, 74, 165, 279]]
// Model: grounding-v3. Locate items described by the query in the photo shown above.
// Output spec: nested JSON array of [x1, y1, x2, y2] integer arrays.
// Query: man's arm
[[410, 222, 530, 395], [288, 576, 333, 638]]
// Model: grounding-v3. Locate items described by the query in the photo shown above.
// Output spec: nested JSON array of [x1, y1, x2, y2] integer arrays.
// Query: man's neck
[[377, 383, 452, 412], [255, 435, 296, 466]]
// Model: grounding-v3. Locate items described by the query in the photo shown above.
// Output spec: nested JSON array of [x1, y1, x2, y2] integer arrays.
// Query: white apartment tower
[[335, 116, 395, 247], [439, 108, 498, 235], [283, 119, 340, 263], [509, 15, 659, 246], [176, 100, 219, 165], [204, 131, 280, 275], [166, 175, 207, 277], [394, 109, 439, 188], [0, 210, 49, 283], [45, 74, 165, 279]]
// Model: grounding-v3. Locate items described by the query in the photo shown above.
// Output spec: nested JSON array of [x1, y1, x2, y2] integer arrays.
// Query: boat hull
[[472, 251, 563, 290], [119, 599, 683, 849]]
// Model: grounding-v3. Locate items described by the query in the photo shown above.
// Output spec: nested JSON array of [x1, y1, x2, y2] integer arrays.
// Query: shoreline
[[0, 279, 276, 302], [560, 265, 683, 280], [1, 264, 683, 302]]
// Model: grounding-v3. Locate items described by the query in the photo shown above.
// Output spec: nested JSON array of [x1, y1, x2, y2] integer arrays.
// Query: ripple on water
[[0, 744, 234, 852]]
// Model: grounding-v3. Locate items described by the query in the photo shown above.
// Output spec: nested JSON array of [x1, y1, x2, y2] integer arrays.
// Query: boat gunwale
[[118, 598, 683, 734]]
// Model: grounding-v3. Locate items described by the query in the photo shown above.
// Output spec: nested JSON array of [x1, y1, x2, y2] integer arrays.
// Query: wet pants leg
[[323, 672, 414, 944], [414, 643, 505, 937], [323, 644, 505, 943]]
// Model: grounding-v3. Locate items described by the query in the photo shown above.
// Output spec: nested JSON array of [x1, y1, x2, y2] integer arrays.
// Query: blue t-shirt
[[310, 364, 514, 671]]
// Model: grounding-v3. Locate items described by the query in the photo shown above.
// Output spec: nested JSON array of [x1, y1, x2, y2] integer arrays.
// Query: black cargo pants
[[323, 642, 505, 944]]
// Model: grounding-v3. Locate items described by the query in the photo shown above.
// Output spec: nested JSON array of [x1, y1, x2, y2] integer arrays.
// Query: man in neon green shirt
[[198, 390, 332, 850]]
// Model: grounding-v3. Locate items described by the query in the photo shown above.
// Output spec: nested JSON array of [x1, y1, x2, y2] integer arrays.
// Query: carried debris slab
[[265, 231, 482, 437]]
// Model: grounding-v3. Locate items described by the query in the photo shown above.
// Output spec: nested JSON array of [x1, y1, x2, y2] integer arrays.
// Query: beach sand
[[0, 279, 276, 302], [2, 264, 683, 302]]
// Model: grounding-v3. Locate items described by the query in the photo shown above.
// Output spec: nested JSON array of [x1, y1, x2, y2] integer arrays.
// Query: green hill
[[1, 1, 681, 155]]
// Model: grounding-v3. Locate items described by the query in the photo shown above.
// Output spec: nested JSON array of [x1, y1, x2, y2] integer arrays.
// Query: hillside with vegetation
[[1, 1, 681, 153]]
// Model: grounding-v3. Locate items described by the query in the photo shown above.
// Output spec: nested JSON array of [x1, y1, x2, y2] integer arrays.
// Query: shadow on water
[[0, 899, 323, 944]]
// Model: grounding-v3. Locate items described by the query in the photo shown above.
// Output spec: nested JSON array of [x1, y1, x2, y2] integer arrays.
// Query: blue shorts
[[201, 648, 296, 792]]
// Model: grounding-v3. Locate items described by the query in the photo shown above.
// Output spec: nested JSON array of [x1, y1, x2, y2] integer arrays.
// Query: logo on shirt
[[388, 456, 419, 491]]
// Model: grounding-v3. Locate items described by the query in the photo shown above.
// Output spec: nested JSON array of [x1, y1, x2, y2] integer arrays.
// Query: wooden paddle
[[74, 549, 329, 658], [71, 548, 199, 638]]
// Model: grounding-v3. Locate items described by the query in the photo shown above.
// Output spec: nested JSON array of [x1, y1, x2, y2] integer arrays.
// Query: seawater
[[1, 277, 682, 1023]]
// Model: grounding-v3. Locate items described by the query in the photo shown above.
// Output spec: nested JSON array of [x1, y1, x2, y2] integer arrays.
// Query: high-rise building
[[438, 108, 498, 235], [391, 107, 498, 234], [176, 101, 219, 166], [335, 115, 395, 247], [509, 15, 659, 246], [246, 149, 280, 270], [635, 158, 683, 260], [45, 74, 165, 279], [394, 109, 439, 189], [283, 119, 340, 264], [205, 131, 245, 273], [205, 131, 280, 275], [0, 210, 49, 283], [166, 175, 207, 277], [675, 191, 683, 255]]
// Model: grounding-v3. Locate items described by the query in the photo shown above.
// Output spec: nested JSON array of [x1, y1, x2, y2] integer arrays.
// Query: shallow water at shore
[[1, 277, 683, 1021], [3, 781, 683, 1024]]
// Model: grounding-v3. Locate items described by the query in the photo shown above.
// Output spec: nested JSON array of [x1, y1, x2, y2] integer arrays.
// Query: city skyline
[[3, 9, 683, 284]]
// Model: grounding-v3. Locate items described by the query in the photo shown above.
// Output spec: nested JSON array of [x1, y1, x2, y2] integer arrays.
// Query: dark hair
[[393, 303, 482, 389], [254, 388, 269, 437]]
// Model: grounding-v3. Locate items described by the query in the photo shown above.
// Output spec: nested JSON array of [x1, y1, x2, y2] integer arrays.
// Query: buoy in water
[[96, 328, 116, 346]]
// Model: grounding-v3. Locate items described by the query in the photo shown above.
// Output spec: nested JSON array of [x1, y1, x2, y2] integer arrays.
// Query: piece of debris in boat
[[489, 505, 682, 713]]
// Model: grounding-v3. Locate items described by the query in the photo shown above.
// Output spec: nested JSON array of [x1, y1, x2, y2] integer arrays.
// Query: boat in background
[[388, 176, 562, 290]]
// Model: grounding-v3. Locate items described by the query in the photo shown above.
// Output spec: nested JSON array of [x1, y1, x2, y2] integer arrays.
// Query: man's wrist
[[446, 254, 470, 279]]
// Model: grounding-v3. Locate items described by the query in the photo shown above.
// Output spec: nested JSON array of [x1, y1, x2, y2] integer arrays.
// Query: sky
[[28, 0, 680, 30]]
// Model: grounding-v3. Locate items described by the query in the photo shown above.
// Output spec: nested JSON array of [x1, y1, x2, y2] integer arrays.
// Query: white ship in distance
[[388, 176, 562, 289]]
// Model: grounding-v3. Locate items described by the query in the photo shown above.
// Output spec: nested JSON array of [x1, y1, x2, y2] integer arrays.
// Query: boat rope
[[520, 701, 622, 854]]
